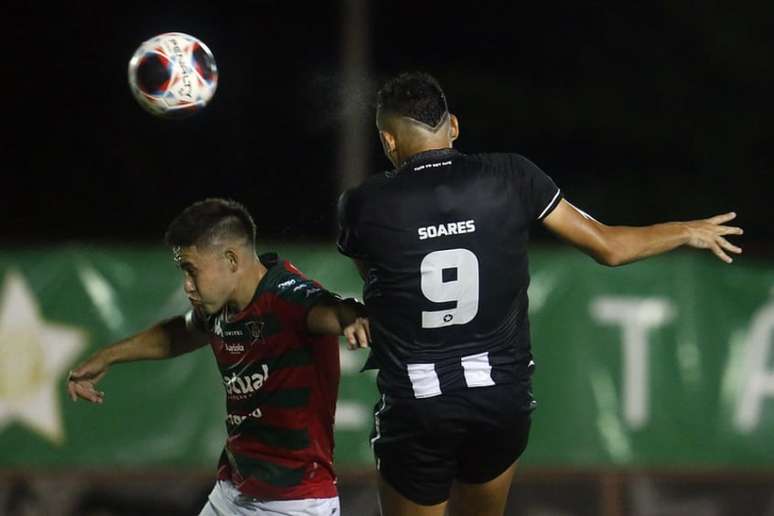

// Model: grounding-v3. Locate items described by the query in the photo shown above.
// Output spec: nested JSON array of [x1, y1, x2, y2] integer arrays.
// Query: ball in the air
[[128, 32, 218, 118]]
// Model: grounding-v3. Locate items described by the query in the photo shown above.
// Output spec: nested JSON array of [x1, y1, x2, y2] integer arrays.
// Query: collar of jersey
[[398, 148, 460, 173]]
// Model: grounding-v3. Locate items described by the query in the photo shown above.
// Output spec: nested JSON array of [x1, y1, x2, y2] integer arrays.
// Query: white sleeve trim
[[537, 189, 562, 220]]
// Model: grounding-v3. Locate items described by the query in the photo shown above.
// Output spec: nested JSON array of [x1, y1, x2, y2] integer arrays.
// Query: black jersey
[[338, 148, 562, 399]]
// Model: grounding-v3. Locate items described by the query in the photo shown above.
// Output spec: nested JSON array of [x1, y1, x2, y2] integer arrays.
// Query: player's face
[[174, 245, 235, 314]]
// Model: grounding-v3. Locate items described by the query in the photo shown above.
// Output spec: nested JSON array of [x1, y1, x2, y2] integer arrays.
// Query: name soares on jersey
[[417, 219, 476, 240]]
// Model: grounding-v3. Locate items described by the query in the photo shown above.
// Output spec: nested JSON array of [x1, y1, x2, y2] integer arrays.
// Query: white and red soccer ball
[[128, 32, 218, 117]]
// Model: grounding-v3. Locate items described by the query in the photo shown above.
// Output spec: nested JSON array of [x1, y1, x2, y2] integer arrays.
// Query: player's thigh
[[448, 461, 518, 516], [371, 393, 465, 507], [379, 475, 447, 516], [378, 472, 448, 516], [456, 387, 532, 485], [448, 387, 531, 516]]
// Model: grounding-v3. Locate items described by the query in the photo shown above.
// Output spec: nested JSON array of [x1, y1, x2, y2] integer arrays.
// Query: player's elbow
[[595, 248, 625, 267], [590, 236, 627, 267]]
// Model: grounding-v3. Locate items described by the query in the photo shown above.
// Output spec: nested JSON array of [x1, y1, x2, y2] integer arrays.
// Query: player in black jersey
[[337, 72, 743, 516]]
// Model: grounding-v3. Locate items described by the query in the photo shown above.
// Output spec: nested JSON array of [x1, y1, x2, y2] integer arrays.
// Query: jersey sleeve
[[273, 264, 340, 334], [185, 306, 209, 334], [511, 154, 563, 221], [336, 189, 367, 259]]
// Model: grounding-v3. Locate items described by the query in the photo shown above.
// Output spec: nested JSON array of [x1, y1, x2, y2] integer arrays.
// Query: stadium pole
[[336, 0, 371, 199]]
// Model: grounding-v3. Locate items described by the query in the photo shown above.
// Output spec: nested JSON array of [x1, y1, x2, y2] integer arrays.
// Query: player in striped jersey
[[337, 72, 743, 516], [68, 198, 369, 516]]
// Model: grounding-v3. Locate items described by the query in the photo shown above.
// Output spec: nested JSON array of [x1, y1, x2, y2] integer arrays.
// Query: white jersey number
[[420, 248, 480, 328]]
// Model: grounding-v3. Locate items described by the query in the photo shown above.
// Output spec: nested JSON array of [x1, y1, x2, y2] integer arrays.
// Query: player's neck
[[398, 142, 453, 166], [229, 259, 267, 313]]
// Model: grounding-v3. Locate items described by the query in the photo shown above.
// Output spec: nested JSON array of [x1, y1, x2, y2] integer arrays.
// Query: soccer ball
[[128, 32, 218, 117]]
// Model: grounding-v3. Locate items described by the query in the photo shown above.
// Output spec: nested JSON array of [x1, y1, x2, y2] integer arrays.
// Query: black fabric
[[338, 149, 561, 398], [372, 383, 533, 505]]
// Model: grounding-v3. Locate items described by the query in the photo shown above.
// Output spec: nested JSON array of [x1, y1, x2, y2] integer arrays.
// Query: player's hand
[[67, 354, 109, 404], [343, 317, 371, 350], [684, 212, 743, 263]]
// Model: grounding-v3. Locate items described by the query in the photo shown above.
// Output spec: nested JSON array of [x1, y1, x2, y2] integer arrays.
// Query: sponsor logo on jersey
[[224, 343, 245, 353], [212, 316, 243, 338], [418, 220, 476, 240], [278, 278, 297, 290], [289, 281, 322, 298], [226, 407, 263, 427], [245, 320, 264, 341], [223, 363, 269, 396], [281, 278, 321, 298], [214, 316, 264, 352]]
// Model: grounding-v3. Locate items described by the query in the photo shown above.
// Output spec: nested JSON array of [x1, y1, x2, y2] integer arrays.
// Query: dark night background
[[4, 2, 771, 254]]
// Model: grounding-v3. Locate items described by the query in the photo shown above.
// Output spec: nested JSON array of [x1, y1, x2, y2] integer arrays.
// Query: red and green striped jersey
[[192, 253, 340, 500]]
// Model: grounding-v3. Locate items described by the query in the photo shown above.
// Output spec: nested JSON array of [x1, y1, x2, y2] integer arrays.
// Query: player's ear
[[224, 248, 239, 272], [448, 114, 459, 143], [379, 130, 397, 155]]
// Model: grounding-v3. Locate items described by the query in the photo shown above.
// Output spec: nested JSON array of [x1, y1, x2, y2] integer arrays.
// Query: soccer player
[[68, 198, 369, 516], [337, 72, 743, 516]]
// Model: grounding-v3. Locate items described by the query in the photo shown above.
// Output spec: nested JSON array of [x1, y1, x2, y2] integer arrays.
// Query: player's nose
[[183, 278, 196, 295]]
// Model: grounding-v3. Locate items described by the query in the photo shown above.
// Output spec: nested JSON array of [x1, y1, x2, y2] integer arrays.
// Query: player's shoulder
[[259, 252, 329, 302], [259, 253, 314, 289], [343, 170, 391, 200], [470, 152, 552, 190], [466, 151, 534, 173], [337, 171, 392, 223]]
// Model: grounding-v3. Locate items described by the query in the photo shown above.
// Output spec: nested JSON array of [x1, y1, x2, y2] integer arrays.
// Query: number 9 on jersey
[[420, 249, 480, 328]]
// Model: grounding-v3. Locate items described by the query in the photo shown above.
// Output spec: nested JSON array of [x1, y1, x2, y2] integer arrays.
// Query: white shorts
[[199, 480, 340, 516]]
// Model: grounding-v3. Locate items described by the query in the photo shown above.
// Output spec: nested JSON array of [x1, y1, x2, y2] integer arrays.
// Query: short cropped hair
[[164, 198, 256, 249], [376, 72, 449, 127]]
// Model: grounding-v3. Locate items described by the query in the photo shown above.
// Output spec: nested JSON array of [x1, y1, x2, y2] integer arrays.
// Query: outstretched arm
[[67, 314, 209, 403], [306, 298, 371, 350], [543, 199, 743, 266]]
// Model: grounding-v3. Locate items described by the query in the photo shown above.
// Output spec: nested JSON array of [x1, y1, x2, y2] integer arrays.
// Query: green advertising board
[[0, 245, 772, 469]]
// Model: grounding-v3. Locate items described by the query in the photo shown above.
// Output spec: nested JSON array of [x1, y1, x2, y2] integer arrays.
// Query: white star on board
[[0, 270, 87, 445]]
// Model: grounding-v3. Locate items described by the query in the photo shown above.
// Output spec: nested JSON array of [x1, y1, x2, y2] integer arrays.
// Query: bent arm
[[542, 199, 743, 266], [306, 298, 371, 349]]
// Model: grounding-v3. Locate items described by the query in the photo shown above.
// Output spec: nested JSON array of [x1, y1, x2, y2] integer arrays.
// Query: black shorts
[[370, 383, 533, 506]]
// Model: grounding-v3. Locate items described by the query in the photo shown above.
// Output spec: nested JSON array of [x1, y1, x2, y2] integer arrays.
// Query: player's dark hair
[[164, 198, 256, 249], [376, 72, 449, 127]]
